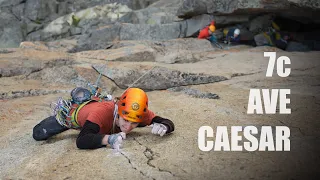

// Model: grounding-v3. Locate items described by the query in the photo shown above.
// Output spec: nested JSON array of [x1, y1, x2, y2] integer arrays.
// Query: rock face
[[93, 64, 228, 90], [1, 46, 320, 180], [0, 0, 24, 7], [286, 41, 311, 51], [20, 38, 216, 64], [129, 0, 160, 10], [0, 0, 154, 47], [150, 38, 214, 63], [20, 40, 78, 52], [75, 43, 156, 62], [0, 10, 23, 48], [0, 54, 75, 78], [31, 3, 132, 41], [168, 86, 219, 99], [176, 0, 320, 22], [31, 3, 186, 42], [120, 22, 186, 40], [1, 0, 320, 48]]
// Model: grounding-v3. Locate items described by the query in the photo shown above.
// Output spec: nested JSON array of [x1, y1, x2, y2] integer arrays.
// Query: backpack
[[51, 87, 112, 129]]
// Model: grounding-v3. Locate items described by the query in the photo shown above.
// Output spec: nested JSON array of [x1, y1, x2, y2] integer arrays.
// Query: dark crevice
[[26, 22, 42, 35], [25, 68, 43, 78], [144, 148, 156, 168], [1, 89, 69, 99], [178, 22, 182, 38], [27, 17, 43, 24], [2, 58, 75, 78], [25, 16, 45, 35], [167, 86, 219, 99], [118, 23, 122, 40], [0, 1, 24, 9], [4, 3, 24, 21], [278, 120, 305, 136], [294, 66, 319, 72], [119, 151, 156, 180], [231, 71, 263, 78], [158, 168, 175, 176], [134, 138, 176, 177], [0, 49, 14, 54], [26, 29, 38, 36]]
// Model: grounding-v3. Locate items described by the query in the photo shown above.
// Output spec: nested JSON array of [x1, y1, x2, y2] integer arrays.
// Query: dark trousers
[[33, 116, 69, 141]]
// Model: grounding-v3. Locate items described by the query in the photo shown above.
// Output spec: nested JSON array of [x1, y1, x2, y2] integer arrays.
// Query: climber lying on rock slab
[[33, 87, 175, 150]]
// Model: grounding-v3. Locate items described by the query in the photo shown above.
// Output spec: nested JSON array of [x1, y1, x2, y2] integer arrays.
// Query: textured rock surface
[[1, 0, 319, 48], [76, 43, 156, 62], [120, 22, 186, 40], [20, 38, 216, 64], [0, 47, 319, 179], [0, 10, 23, 48], [167, 86, 220, 99], [93, 64, 228, 90], [177, 0, 320, 21]]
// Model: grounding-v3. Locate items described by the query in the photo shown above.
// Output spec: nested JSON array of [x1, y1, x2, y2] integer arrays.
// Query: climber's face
[[117, 116, 139, 133]]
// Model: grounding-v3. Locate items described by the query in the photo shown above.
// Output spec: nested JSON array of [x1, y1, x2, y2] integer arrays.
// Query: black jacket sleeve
[[138, 116, 175, 134], [76, 120, 105, 149], [151, 116, 175, 134]]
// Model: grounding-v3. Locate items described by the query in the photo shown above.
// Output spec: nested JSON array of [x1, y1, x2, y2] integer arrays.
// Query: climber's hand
[[108, 132, 126, 150], [151, 123, 168, 136]]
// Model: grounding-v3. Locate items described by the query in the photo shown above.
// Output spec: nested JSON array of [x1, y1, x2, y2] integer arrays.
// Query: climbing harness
[[51, 88, 112, 129]]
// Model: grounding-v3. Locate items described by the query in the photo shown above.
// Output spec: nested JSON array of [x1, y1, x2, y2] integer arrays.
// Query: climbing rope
[[125, 66, 155, 90]]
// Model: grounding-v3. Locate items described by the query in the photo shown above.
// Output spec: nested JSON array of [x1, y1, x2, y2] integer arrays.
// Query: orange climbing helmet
[[117, 88, 148, 123], [209, 25, 216, 32]]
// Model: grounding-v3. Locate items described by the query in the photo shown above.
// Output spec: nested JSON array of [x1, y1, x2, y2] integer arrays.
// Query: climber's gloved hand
[[151, 123, 168, 136], [108, 132, 126, 150], [223, 40, 227, 44]]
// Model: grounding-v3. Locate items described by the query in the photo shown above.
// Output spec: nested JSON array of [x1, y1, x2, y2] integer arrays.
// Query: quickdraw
[[51, 97, 75, 128]]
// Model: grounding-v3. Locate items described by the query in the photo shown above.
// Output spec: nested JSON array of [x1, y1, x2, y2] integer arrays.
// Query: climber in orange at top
[[32, 88, 175, 150], [198, 20, 218, 44]]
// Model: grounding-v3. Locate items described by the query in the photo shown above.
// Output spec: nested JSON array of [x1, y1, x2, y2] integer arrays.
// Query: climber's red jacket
[[198, 26, 210, 39]]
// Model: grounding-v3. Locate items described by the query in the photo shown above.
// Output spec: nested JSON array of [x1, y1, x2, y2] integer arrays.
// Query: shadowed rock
[[0, 55, 75, 77], [21, 39, 214, 64], [0, 10, 23, 48], [168, 86, 219, 99], [75, 44, 156, 61], [0, 89, 69, 99], [120, 22, 186, 41], [93, 64, 228, 90], [0, 49, 15, 54], [150, 38, 213, 63], [20, 41, 78, 52], [177, 0, 320, 21]]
